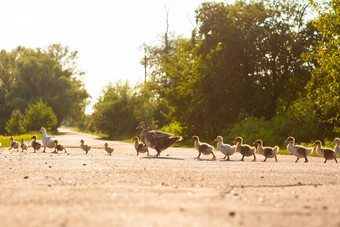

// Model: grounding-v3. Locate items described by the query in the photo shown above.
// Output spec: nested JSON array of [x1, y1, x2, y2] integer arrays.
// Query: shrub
[[24, 100, 57, 131], [5, 109, 26, 135], [160, 121, 184, 136]]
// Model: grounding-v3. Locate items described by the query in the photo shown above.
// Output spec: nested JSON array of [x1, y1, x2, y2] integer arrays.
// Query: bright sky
[[0, 0, 214, 114]]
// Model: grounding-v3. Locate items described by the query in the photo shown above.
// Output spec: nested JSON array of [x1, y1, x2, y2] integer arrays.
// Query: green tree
[[305, 0, 340, 137], [5, 46, 89, 126], [24, 100, 57, 131], [5, 109, 25, 135]]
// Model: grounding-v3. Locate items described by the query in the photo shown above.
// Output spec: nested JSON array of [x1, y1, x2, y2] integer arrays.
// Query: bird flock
[[4, 124, 340, 163]]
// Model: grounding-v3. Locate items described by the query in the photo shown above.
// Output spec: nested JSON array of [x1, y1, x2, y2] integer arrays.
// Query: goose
[[20, 138, 28, 152], [214, 136, 236, 160], [133, 136, 149, 156], [285, 137, 313, 163], [136, 121, 183, 156], [191, 135, 216, 160], [40, 127, 56, 152], [253, 139, 279, 162], [54, 140, 67, 153], [332, 138, 340, 156], [31, 136, 41, 153], [104, 143, 114, 155], [233, 137, 256, 161], [9, 137, 20, 151], [80, 139, 91, 154], [313, 140, 337, 163]]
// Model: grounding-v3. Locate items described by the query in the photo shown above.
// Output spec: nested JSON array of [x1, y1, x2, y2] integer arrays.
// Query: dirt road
[[1, 128, 339, 227]]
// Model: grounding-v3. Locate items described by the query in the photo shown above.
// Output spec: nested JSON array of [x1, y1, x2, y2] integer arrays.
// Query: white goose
[[214, 136, 236, 160], [285, 137, 313, 163], [40, 127, 56, 152], [332, 138, 340, 156]]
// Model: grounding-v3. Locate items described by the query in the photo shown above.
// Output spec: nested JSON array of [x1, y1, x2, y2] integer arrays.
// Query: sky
[[0, 0, 215, 114]]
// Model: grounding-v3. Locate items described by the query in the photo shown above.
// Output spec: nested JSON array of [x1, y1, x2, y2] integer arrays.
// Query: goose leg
[[304, 155, 308, 163], [335, 158, 338, 163], [324, 159, 327, 163], [223, 155, 227, 159], [275, 155, 278, 162], [147, 151, 149, 156], [252, 154, 256, 162], [241, 155, 244, 161], [43, 146, 46, 153], [197, 152, 201, 159], [295, 157, 299, 163], [155, 148, 161, 157], [212, 152, 216, 160], [137, 151, 139, 156], [263, 156, 267, 162], [227, 155, 230, 161]]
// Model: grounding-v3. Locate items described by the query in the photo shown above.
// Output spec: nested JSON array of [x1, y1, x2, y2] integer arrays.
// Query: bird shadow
[[142, 156, 184, 161]]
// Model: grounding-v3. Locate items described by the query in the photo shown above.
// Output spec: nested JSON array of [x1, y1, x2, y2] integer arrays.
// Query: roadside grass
[[0, 133, 42, 148]]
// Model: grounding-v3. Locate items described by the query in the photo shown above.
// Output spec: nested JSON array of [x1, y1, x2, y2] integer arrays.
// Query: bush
[[160, 121, 184, 136], [5, 109, 26, 135], [24, 100, 57, 131]]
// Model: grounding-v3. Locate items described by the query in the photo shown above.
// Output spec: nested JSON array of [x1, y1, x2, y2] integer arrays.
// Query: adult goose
[[31, 136, 42, 153], [136, 121, 182, 156], [285, 137, 313, 163], [133, 136, 149, 156], [191, 135, 216, 160], [313, 140, 337, 163], [332, 138, 340, 156], [214, 136, 236, 160], [40, 127, 56, 152], [253, 139, 279, 162], [233, 137, 256, 162]]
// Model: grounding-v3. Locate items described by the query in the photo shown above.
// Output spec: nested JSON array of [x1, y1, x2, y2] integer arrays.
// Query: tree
[[304, 0, 340, 136], [5, 46, 89, 126], [24, 100, 57, 131]]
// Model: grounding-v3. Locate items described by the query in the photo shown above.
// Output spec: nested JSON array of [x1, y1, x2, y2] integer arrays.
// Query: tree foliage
[[24, 100, 57, 131], [5, 109, 25, 135]]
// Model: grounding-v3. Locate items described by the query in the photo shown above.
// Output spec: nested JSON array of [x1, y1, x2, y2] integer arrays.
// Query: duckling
[[285, 137, 313, 163], [214, 136, 236, 160], [104, 143, 114, 155], [54, 140, 67, 153], [9, 137, 20, 151], [133, 136, 149, 156], [20, 138, 28, 152], [233, 137, 256, 162], [313, 140, 337, 163], [253, 139, 279, 162], [80, 139, 91, 154], [332, 138, 340, 156], [191, 136, 216, 160], [31, 136, 41, 153]]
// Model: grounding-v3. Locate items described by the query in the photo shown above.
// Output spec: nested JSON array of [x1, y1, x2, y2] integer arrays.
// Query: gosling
[[214, 136, 236, 160], [191, 135, 216, 160], [233, 137, 256, 162], [253, 139, 279, 162], [9, 137, 20, 151], [132, 136, 149, 156], [332, 138, 340, 157], [80, 139, 91, 154], [313, 140, 337, 163], [31, 136, 41, 153], [285, 137, 313, 163], [20, 138, 28, 152], [54, 140, 67, 153], [104, 143, 114, 155]]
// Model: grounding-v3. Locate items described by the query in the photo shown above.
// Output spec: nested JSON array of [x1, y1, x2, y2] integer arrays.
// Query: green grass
[[0, 134, 42, 148]]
